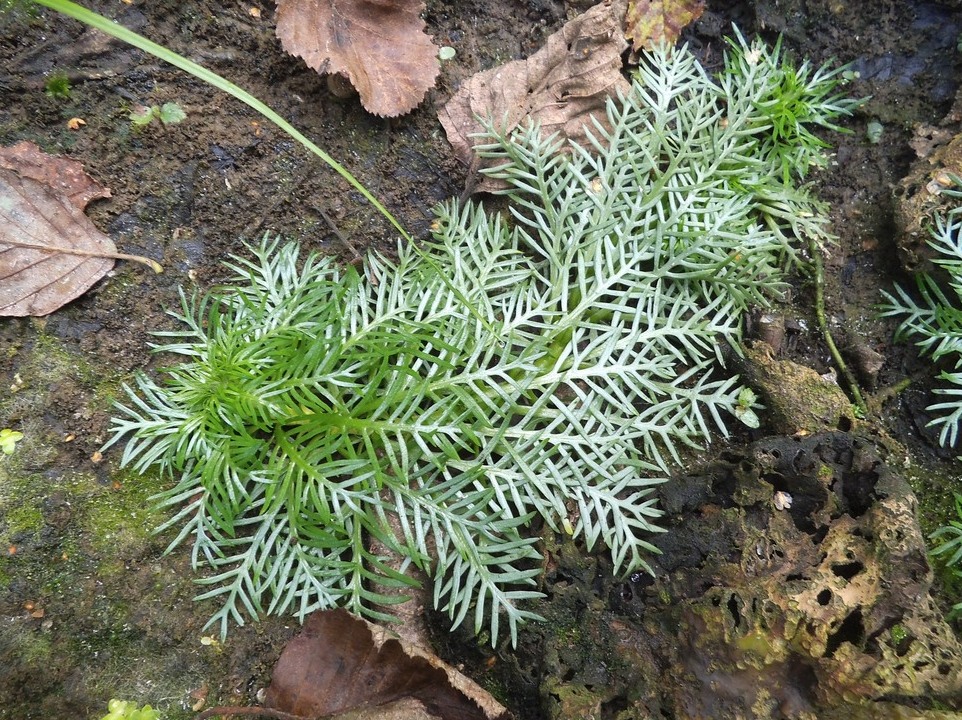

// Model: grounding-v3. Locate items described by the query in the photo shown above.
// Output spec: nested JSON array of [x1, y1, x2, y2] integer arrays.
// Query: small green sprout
[[724, 29, 863, 183], [99, 699, 160, 720], [0, 428, 23, 455], [130, 101, 186, 127], [438, 46, 456, 62], [44, 71, 71, 99], [734, 387, 761, 429], [889, 623, 909, 646]]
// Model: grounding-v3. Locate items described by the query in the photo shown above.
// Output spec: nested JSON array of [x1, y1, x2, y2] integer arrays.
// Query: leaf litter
[[275, 0, 440, 117], [439, 0, 705, 190], [197, 609, 510, 720], [0, 141, 161, 317], [439, 0, 630, 191], [625, 0, 705, 51]]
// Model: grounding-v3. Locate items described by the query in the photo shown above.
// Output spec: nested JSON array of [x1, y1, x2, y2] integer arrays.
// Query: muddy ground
[[2, 0, 962, 719]]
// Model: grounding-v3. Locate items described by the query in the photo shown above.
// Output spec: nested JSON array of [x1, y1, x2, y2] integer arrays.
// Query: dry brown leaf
[[0, 142, 161, 317], [199, 609, 510, 720], [0, 169, 116, 317], [0, 140, 111, 210], [625, 0, 705, 51], [275, 0, 440, 117], [438, 0, 630, 191]]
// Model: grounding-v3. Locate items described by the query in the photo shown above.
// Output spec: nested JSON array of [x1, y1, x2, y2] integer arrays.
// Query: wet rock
[[533, 433, 962, 719], [840, 332, 886, 389], [739, 341, 856, 434], [893, 125, 962, 273], [41, 492, 72, 530]]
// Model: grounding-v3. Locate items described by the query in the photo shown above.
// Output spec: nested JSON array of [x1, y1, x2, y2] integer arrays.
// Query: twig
[[317, 206, 363, 264], [865, 370, 929, 416]]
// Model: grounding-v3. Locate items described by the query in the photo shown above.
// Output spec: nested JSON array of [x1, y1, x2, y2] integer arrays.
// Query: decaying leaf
[[257, 609, 510, 720], [438, 0, 630, 190], [625, 0, 705, 51], [0, 140, 112, 210], [0, 142, 160, 317], [275, 0, 440, 117]]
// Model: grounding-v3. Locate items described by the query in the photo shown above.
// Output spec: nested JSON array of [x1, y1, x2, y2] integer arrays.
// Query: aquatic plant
[[105, 38, 857, 645], [880, 181, 962, 447]]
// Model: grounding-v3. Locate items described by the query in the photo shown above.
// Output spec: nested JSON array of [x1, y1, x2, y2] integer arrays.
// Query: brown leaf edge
[[197, 609, 510, 720], [625, 0, 706, 52], [0, 141, 163, 273], [274, 0, 440, 117]]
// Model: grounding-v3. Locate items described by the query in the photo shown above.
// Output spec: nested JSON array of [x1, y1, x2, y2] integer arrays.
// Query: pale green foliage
[[724, 28, 862, 183], [130, 101, 186, 127], [880, 180, 962, 447], [929, 492, 962, 618], [931, 493, 962, 566], [0, 428, 23, 455], [106, 40, 853, 644], [100, 699, 160, 720]]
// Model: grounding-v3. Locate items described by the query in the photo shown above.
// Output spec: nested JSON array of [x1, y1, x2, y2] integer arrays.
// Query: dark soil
[[2, 1, 962, 719]]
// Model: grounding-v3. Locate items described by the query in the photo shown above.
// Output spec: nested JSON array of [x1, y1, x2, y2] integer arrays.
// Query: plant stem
[[33, 0, 412, 245], [865, 373, 923, 417], [809, 236, 867, 415]]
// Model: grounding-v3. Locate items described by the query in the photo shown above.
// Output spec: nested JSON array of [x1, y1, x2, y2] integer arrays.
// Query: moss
[[889, 623, 909, 646], [79, 471, 163, 555], [903, 454, 962, 537], [2, 504, 44, 541], [543, 677, 605, 720], [17, 627, 54, 665], [740, 340, 856, 435], [902, 453, 962, 611]]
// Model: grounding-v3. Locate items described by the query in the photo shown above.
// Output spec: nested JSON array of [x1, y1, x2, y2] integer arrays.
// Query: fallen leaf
[[275, 0, 439, 117], [0, 169, 116, 317], [0, 140, 111, 210], [189, 683, 209, 712], [67, 117, 86, 130], [199, 609, 511, 720], [625, 0, 705, 51], [0, 143, 162, 317], [438, 0, 631, 190]]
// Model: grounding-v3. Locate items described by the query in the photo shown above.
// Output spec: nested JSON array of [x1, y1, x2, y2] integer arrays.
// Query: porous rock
[[535, 432, 962, 719], [893, 124, 962, 273], [739, 341, 855, 435]]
